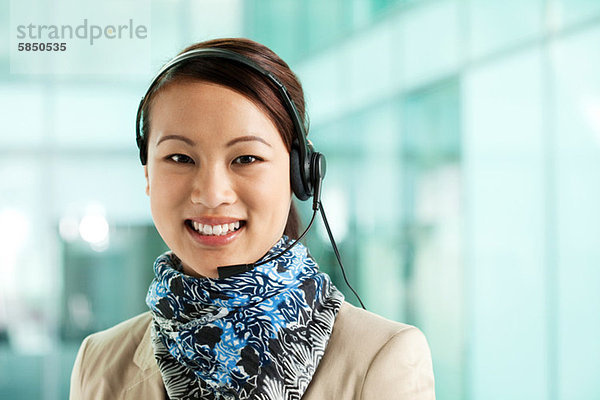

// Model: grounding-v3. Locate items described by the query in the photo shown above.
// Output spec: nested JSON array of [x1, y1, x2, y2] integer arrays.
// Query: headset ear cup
[[290, 146, 310, 201]]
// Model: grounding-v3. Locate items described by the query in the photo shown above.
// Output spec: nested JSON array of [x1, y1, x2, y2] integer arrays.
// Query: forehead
[[149, 81, 281, 144]]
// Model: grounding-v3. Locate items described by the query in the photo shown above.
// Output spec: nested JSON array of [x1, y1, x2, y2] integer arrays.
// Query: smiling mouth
[[185, 220, 246, 236]]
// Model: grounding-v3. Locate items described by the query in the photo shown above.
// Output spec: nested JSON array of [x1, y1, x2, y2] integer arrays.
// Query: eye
[[233, 155, 262, 165], [168, 154, 194, 164]]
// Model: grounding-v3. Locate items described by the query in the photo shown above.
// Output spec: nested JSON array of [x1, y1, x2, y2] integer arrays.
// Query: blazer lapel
[[124, 320, 166, 400]]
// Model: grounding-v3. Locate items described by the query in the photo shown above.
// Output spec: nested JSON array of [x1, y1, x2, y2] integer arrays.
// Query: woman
[[70, 38, 435, 400]]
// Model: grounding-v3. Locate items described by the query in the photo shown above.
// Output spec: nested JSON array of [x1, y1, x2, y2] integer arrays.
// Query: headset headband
[[135, 48, 314, 199]]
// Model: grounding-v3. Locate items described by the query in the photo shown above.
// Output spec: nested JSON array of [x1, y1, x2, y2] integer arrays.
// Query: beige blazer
[[70, 302, 435, 399]]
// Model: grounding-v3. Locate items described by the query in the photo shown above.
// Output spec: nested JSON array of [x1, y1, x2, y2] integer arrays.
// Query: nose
[[190, 166, 236, 209]]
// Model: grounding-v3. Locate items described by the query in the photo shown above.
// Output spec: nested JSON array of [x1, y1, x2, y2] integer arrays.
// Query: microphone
[[216, 155, 366, 311], [218, 154, 325, 279], [215, 263, 255, 277], [217, 209, 318, 278], [216, 201, 366, 309]]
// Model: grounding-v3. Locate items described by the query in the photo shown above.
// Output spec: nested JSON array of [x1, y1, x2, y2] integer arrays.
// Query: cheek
[[242, 162, 291, 222], [263, 162, 292, 221], [148, 171, 189, 211]]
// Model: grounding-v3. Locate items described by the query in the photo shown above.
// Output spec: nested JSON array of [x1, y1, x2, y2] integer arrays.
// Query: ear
[[144, 165, 149, 196]]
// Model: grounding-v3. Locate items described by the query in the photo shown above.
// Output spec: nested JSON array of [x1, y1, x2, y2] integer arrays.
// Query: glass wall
[[1, 0, 599, 399]]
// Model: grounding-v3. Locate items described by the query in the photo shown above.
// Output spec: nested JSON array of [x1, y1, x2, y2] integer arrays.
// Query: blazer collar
[[133, 317, 158, 371], [124, 316, 165, 399]]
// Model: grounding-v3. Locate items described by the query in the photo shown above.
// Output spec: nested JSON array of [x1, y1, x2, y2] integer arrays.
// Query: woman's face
[[144, 81, 292, 278]]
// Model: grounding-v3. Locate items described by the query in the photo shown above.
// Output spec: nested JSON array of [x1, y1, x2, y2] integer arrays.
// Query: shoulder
[[304, 302, 435, 400], [86, 311, 152, 343], [76, 312, 152, 367], [331, 302, 433, 371], [70, 312, 159, 399], [333, 301, 419, 343]]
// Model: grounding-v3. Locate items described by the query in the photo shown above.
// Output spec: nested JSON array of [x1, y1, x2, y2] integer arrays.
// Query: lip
[[185, 217, 245, 247]]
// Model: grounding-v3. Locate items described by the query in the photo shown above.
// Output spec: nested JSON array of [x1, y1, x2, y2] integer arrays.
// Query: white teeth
[[191, 221, 242, 236]]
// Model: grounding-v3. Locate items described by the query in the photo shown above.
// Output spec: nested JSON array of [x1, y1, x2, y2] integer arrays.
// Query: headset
[[136, 48, 323, 204], [135, 48, 365, 308]]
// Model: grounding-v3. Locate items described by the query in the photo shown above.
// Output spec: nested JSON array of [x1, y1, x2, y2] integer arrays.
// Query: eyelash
[[168, 154, 194, 164], [233, 155, 263, 165], [165, 154, 263, 165]]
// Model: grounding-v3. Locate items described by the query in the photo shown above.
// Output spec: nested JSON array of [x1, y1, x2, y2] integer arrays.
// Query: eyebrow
[[226, 135, 272, 148], [156, 135, 196, 146]]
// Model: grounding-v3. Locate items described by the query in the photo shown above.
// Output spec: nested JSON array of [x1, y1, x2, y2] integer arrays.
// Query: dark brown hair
[[140, 38, 307, 238]]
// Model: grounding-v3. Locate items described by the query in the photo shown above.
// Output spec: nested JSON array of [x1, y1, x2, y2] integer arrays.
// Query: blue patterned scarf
[[146, 236, 344, 400]]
